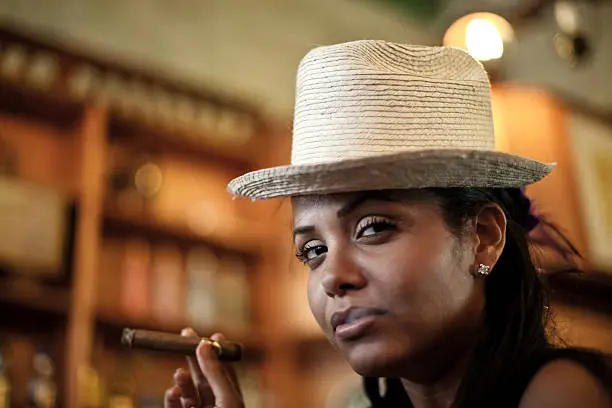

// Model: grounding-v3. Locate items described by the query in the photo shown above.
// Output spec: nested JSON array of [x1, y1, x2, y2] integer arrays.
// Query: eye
[[355, 216, 396, 239], [296, 240, 328, 264]]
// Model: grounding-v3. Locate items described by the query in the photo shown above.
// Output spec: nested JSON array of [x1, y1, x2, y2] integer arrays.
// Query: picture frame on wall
[[569, 110, 612, 271]]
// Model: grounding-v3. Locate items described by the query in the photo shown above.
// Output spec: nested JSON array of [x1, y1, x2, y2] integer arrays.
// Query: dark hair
[[363, 187, 558, 407]]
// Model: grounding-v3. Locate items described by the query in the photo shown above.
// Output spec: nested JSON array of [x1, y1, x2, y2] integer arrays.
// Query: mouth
[[330, 307, 387, 340]]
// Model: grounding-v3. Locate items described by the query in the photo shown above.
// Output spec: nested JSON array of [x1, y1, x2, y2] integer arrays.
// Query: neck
[[400, 349, 472, 408]]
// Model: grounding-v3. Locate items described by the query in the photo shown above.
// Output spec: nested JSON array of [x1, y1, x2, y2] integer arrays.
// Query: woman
[[165, 41, 611, 408]]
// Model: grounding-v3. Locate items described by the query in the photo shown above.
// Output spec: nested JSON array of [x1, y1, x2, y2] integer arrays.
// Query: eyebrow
[[293, 193, 397, 239], [292, 225, 315, 240]]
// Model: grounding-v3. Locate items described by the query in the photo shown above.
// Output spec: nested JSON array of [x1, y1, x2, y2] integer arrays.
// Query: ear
[[473, 204, 507, 272]]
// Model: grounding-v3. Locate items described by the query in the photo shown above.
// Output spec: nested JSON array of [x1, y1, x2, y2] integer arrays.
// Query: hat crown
[[227, 40, 554, 200], [291, 40, 496, 165]]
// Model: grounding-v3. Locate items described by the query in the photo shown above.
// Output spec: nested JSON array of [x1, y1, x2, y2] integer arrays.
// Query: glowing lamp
[[443, 12, 514, 62]]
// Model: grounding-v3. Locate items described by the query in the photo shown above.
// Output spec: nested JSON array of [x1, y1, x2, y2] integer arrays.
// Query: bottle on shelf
[[78, 364, 104, 408], [106, 355, 136, 408], [27, 345, 57, 408], [0, 343, 11, 408]]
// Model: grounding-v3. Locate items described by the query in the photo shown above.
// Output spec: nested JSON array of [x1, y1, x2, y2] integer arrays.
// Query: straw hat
[[227, 40, 555, 200]]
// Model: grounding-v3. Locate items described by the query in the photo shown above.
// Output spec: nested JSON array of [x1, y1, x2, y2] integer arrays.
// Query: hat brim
[[227, 149, 555, 200]]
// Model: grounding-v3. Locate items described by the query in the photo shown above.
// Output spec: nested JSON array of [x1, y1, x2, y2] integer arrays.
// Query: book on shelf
[[0, 177, 70, 278], [185, 246, 218, 329], [216, 255, 251, 331], [120, 238, 152, 321], [98, 239, 124, 316], [150, 244, 185, 325]]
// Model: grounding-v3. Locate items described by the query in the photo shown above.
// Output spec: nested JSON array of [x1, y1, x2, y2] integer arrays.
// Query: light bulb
[[443, 12, 514, 62], [465, 18, 504, 61]]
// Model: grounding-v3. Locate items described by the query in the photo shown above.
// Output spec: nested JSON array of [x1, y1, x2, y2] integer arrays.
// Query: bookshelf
[[0, 25, 290, 408]]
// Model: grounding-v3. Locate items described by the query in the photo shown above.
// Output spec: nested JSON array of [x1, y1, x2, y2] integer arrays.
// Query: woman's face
[[292, 190, 488, 379]]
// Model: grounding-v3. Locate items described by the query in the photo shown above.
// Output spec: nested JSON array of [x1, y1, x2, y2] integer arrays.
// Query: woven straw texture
[[228, 40, 555, 200]]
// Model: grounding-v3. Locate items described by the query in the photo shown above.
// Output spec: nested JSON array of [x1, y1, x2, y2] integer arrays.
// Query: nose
[[320, 248, 367, 297]]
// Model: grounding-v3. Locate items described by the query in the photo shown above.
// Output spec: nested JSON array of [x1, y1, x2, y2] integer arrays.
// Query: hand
[[165, 328, 244, 408]]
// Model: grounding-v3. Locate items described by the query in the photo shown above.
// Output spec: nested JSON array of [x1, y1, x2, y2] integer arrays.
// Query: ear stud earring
[[477, 264, 490, 277]]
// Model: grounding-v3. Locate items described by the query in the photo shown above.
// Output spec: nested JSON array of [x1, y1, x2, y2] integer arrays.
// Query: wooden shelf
[[0, 274, 70, 315], [0, 23, 259, 118], [1, 23, 265, 173], [0, 78, 257, 173], [0, 79, 83, 127], [108, 115, 253, 174], [102, 204, 265, 256]]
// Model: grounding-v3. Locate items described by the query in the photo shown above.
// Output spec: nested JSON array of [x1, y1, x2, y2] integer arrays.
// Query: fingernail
[[181, 327, 193, 336]]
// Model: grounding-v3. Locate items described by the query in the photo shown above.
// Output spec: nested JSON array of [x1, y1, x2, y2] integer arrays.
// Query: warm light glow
[[555, 1, 580, 34], [443, 12, 514, 61], [465, 18, 504, 61]]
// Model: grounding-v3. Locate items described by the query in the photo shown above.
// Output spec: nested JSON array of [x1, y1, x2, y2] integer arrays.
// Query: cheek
[[371, 232, 472, 316], [307, 274, 327, 328]]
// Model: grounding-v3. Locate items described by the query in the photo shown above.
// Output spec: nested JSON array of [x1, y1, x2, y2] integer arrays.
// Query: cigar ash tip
[[121, 327, 136, 347]]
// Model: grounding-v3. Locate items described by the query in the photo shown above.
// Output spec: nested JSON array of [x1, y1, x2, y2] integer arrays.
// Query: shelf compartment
[[102, 204, 266, 256], [0, 274, 70, 315], [0, 79, 83, 128]]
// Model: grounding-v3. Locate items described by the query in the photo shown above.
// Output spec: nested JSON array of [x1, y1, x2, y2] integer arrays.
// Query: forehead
[[291, 192, 355, 211], [291, 189, 437, 215]]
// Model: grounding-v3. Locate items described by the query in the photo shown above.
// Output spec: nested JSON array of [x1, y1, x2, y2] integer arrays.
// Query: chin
[[342, 338, 412, 378]]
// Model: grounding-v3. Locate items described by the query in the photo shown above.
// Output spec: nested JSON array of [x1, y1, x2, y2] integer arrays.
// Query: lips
[[330, 307, 387, 332]]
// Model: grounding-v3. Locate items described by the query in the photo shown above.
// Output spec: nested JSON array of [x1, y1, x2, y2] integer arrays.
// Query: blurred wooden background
[[0, 25, 610, 408]]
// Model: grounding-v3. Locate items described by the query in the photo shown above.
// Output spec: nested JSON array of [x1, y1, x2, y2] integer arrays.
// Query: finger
[[173, 368, 199, 408], [182, 327, 205, 384], [164, 386, 182, 408], [181, 328, 214, 406], [196, 339, 244, 407], [210, 333, 241, 396]]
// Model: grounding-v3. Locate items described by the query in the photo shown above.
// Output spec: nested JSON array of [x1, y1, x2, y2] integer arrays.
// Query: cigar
[[121, 328, 242, 362]]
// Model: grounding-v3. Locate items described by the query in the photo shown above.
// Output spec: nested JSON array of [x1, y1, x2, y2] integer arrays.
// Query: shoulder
[[519, 358, 611, 408]]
